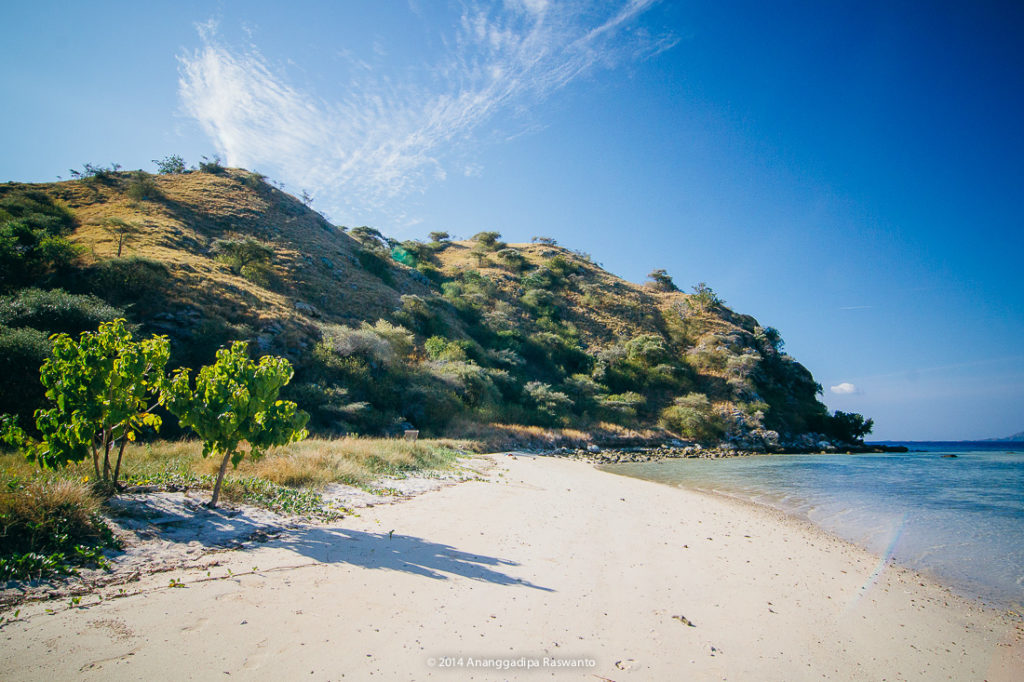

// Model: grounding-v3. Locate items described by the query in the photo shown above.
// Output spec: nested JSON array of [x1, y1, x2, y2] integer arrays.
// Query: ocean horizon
[[601, 442, 1024, 610]]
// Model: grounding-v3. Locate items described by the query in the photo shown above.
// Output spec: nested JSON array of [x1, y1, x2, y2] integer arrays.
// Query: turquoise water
[[601, 443, 1024, 609]]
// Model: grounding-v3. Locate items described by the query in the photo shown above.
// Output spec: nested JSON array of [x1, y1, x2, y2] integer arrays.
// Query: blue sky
[[3, 1, 1022, 440]]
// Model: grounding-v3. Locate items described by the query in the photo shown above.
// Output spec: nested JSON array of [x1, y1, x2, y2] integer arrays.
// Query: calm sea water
[[601, 442, 1024, 609]]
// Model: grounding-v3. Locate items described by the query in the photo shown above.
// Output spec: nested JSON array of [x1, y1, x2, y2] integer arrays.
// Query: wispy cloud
[[830, 382, 859, 395], [178, 2, 672, 226]]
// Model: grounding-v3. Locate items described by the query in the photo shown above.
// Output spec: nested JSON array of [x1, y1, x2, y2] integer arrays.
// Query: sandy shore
[[2, 453, 1022, 680]]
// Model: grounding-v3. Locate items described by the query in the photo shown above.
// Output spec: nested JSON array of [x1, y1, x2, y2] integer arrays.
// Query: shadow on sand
[[106, 494, 552, 592], [269, 527, 554, 592]]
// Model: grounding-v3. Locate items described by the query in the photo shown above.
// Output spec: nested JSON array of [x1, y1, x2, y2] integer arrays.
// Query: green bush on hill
[[0, 189, 82, 291]]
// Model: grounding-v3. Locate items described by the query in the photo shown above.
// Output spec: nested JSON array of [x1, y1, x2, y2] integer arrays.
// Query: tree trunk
[[91, 440, 101, 480], [209, 451, 232, 508], [100, 428, 112, 480], [113, 438, 128, 484]]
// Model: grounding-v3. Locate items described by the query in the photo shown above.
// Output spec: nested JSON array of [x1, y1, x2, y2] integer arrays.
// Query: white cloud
[[178, 2, 672, 226], [830, 382, 859, 395]]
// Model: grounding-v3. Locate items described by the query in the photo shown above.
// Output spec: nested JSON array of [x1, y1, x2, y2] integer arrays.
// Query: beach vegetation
[[11, 319, 170, 485], [659, 393, 726, 441], [0, 477, 118, 581], [162, 341, 309, 507]]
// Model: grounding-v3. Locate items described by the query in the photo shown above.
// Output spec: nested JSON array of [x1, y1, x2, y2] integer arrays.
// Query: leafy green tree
[[828, 411, 874, 443], [212, 236, 274, 275], [428, 231, 450, 243], [28, 319, 170, 483], [471, 231, 503, 250], [162, 342, 309, 507]]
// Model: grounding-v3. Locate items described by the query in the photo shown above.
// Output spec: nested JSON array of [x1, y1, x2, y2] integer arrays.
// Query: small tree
[[99, 218, 142, 257], [688, 282, 722, 312], [531, 236, 558, 246], [647, 268, 678, 292], [471, 231, 503, 250], [212, 237, 274, 275], [428, 231, 450, 243], [28, 319, 169, 483], [828, 411, 874, 444], [162, 342, 309, 507], [153, 155, 187, 174]]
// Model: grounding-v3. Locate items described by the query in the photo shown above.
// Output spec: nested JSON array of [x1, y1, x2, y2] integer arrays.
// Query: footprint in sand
[[180, 617, 209, 634], [241, 639, 270, 670]]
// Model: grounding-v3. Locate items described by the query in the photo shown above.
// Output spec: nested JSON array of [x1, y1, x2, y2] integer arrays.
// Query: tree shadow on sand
[[269, 527, 554, 592]]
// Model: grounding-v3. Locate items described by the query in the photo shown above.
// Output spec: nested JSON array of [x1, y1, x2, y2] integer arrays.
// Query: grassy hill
[[0, 164, 869, 450]]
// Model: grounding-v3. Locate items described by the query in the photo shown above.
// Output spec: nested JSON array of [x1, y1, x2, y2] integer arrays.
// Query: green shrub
[[524, 381, 574, 425], [598, 391, 645, 422], [198, 155, 225, 174], [0, 327, 52, 431], [356, 248, 393, 284], [521, 288, 559, 318], [69, 163, 121, 181], [495, 247, 527, 272], [416, 262, 445, 284], [240, 171, 266, 188], [85, 257, 170, 302], [0, 288, 124, 336], [153, 155, 187, 174], [0, 189, 81, 290], [125, 170, 161, 201], [424, 336, 469, 362], [625, 334, 669, 366], [521, 267, 559, 291], [546, 255, 579, 278], [659, 393, 725, 441]]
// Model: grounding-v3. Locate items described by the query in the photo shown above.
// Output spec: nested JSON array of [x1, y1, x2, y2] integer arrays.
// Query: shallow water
[[601, 442, 1024, 608]]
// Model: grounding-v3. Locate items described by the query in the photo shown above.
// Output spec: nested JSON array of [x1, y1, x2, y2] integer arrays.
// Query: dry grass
[[445, 421, 667, 451], [0, 477, 111, 578], [1, 436, 475, 500], [117, 436, 475, 490]]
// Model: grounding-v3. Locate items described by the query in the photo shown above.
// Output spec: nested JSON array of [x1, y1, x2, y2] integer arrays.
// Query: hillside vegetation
[[0, 162, 870, 451]]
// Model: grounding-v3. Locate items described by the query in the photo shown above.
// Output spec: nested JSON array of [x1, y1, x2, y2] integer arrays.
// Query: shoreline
[[2, 453, 1022, 679]]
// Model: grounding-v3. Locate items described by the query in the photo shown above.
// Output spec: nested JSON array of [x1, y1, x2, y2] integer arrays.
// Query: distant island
[[986, 431, 1024, 442]]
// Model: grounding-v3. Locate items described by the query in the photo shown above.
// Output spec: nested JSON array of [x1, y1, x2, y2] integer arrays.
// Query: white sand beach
[[2, 453, 1022, 680]]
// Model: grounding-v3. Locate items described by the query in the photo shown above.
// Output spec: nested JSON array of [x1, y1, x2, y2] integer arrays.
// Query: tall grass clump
[[0, 477, 118, 581]]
